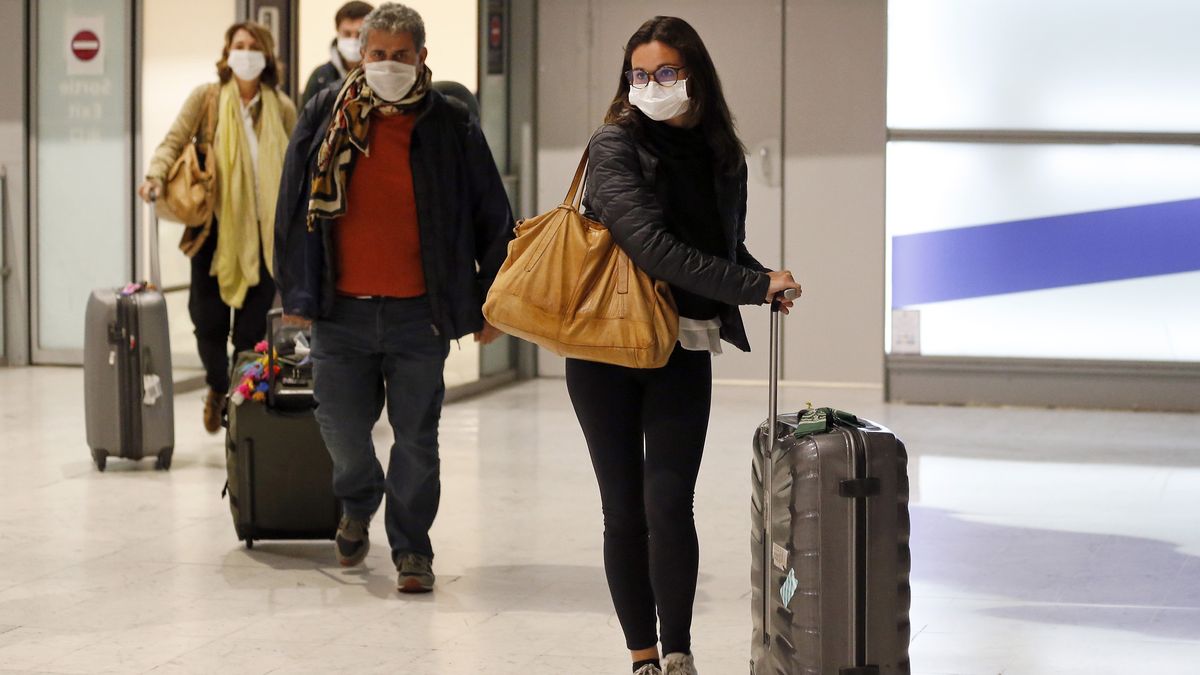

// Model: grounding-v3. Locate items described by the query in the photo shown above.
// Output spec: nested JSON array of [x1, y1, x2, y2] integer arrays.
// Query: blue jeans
[[311, 296, 449, 561]]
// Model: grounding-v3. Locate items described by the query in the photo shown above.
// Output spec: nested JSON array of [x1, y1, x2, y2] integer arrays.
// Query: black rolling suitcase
[[751, 296, 912, 674], [83, 199, 174, 471], [222, 310, 340, 549]]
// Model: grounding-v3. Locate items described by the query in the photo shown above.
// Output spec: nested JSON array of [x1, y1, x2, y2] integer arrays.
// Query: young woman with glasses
[[570, 15, 802, 675]]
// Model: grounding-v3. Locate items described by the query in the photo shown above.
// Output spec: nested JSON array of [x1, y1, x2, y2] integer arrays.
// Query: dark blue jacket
[[274, 87, 515, 340], [299, 61, 343, 111]]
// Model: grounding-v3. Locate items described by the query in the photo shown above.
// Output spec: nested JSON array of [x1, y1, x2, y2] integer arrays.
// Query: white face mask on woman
[[336, 36, 361, 64], [363, 60, 418, 102], [227, 49, 266, 82], [628, 80, 690, 121]]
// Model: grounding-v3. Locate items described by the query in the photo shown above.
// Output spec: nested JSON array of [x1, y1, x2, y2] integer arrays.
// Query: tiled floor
[[1, 367, 1199, 674]]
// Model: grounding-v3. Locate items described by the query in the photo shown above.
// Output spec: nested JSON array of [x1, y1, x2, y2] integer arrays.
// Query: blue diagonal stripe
[[891, 198, 1200, 308]]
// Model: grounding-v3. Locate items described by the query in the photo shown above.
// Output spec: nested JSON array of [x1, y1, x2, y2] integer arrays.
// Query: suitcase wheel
[[92, 450, 108, 472], [244, 538, 254, 550], [155, 449, 173, 471]]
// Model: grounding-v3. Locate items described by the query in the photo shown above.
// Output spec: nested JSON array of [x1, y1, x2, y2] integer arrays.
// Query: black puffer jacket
[[299, 61, 343, 111], [583, 123, 771, 352], [274, 87, 515, 340]]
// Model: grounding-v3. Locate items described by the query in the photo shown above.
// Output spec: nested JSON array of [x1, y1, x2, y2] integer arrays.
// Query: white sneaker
[[662, 652, 698, 675], [633, 664, 663, 675]]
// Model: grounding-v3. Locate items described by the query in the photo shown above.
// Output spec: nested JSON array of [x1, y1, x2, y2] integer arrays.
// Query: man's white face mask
[[363, 60, 418, 102], [336, 36, 361, 64]]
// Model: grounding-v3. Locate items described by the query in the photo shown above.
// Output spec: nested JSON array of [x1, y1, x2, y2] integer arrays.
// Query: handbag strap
[[198, 84, 218, 148], [561, 148, 589, 209]]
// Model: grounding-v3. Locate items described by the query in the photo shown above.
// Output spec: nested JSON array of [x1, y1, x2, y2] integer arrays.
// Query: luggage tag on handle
[[771, 542, 789, 571], [793, 404, 828, 437], [793, 405, 863, 438], [143, 374, 163, 405]]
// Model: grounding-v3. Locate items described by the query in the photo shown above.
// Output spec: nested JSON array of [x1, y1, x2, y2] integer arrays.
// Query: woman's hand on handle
[[137, 179, 161, 204], [765, 270, 802, 314]]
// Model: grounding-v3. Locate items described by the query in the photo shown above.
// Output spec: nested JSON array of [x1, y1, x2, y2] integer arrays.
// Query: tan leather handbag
[[157, 86, 218, 226], [483, 150, 679, 369]]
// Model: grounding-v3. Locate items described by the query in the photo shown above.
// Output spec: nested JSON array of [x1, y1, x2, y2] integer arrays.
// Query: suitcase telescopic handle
[[266, 309, 283, 408], [762, 286, 799, 647], [768, 287, 800, 448], [146, 189, 161, 290]]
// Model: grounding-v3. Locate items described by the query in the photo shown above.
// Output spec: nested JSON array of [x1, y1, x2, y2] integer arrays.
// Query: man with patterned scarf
[[274, 2, 514, 593]]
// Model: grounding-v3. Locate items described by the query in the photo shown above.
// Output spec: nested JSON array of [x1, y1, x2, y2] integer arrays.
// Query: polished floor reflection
[[1, 367, 1198, 673]]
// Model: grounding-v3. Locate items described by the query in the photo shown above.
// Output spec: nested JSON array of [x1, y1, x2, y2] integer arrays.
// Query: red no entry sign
[[71, 30, 100, 61]]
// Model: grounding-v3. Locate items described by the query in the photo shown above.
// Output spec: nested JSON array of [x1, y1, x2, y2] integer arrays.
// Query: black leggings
[[565, 345, 712, 655], [189, 221, 275, 393]]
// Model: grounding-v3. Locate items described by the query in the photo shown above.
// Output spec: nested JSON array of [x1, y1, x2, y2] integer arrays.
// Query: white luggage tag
[[771, 542, 789, 571], [143, 373, 163, 405]]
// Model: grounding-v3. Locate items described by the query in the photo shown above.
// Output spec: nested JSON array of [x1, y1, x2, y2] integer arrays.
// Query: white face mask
[[227, 49, 266, 82], [363, 60, 418, 102], [336, 36, 361, 64], [628, 80, 690, 121]]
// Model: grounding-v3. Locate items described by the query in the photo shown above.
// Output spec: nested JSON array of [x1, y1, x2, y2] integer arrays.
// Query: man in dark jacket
[[275, 2, 513, 594], [299, 1, 373, 109]]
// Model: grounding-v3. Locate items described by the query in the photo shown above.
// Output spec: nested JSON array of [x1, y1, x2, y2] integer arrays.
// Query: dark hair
[[335, 2, 375, 28], [216, 22, 281, 88], [604, 16, 745, 174]]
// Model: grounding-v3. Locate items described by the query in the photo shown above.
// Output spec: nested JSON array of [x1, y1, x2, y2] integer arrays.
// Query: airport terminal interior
[[1, 1, 1198, 673]]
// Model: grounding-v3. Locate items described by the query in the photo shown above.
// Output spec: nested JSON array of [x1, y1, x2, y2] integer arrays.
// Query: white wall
[[533, 0, 888, 387], [298, 0, 478, 96], [141, 0, 237, 369], [783, 0, 887, 386]]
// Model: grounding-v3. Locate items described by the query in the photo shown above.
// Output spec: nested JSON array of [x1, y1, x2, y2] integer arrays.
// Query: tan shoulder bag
[[157, 85, 218, 226], [483, 150, 679, 369]]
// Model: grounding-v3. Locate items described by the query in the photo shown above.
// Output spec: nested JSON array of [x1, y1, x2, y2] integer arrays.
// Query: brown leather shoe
[[203, 388, 223, 434]]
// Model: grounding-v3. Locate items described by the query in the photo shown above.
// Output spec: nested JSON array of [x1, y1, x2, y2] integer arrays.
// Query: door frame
[[28, 0, 139, 365]]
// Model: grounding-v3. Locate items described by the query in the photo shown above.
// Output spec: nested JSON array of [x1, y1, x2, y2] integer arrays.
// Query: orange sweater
[[335, 112, 426, 298]]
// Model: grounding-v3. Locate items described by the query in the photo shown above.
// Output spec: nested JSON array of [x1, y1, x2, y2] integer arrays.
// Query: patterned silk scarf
[[306, 64, 433, 230]]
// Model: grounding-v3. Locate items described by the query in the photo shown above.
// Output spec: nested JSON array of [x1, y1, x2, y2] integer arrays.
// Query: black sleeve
[[273, 91, 330, 318], [584, 126, 770, 306], [299, 67, 323, 112], [459, 110, 516, 295], [733, 160, 770, 274]]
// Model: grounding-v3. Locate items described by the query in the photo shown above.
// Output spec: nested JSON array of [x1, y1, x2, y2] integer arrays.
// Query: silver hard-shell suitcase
[[751, 296, 911, 674], [83, 199, 174, 471]]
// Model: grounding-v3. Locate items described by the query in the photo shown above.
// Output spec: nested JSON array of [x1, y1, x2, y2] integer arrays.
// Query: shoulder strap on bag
[[200, 84, 219, 147], [561, 149, 589, 209]]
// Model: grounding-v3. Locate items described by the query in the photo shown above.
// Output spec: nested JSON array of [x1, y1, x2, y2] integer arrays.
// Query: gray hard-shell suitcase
[[751, 297, 911, 674], [222, 310, 339, 549], [83, 200, 174, 471]]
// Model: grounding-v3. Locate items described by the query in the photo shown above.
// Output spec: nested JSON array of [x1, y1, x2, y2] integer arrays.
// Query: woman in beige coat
[[139, 21, 296, 433]]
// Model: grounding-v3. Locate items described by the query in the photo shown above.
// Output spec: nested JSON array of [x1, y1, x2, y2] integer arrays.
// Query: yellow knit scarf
[[212, 80, 287, 309]]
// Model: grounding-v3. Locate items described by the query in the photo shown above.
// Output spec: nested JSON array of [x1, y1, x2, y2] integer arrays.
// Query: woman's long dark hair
[[604, 16, 745, 174]]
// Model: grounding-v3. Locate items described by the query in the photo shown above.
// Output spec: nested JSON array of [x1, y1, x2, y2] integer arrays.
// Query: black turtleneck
[[641, 121, 727, 321]]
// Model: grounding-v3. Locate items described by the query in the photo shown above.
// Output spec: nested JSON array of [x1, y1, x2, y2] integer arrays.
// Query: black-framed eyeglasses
[[625, 65, 684, 89]]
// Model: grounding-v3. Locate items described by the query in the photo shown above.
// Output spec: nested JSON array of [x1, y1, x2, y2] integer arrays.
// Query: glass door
[[31, 0, 134, 363]]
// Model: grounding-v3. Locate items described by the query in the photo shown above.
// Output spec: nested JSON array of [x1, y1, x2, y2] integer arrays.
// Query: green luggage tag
[[793, 403, 862, 439], [793, 405, 829, 437]]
